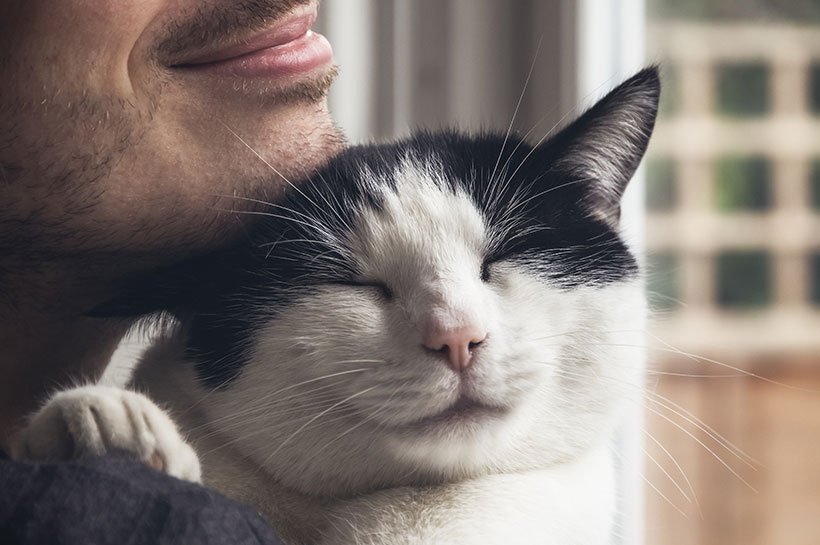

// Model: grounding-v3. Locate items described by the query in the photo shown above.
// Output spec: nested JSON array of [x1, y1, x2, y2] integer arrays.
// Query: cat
[[16, 67, 659, 545]]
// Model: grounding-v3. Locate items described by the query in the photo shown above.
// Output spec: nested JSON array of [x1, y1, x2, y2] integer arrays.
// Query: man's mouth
[[169, 3, 333, 79]]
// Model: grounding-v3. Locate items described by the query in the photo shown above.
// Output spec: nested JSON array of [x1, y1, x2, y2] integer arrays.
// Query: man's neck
[[0, 286, 131, 451]]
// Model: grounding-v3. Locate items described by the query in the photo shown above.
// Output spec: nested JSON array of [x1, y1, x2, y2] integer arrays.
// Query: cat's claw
[[18, 385, 201, 483]]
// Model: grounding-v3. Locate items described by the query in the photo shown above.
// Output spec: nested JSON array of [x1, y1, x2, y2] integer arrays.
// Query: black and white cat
[[18, 67, 659, 545]]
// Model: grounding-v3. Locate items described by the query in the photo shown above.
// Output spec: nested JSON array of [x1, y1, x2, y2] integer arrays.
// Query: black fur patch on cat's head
[[91, 67, 660, 389]]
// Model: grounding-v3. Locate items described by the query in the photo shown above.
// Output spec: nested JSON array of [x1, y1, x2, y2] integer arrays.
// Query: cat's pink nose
[[422, 325, 488, 373]]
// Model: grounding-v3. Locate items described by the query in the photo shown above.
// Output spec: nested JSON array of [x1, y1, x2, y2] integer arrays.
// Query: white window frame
[[576, 3, 648, 544]]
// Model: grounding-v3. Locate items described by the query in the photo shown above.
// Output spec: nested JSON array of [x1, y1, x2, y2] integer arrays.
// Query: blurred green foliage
[[716, 63, 770, 117], [648, 0, 820, 22], [714, 156, 771, 211], [811, 253, 820, 305], [717, 251, 772, 308], [810, 64, 820, 114], [810, 159, 820, 210]]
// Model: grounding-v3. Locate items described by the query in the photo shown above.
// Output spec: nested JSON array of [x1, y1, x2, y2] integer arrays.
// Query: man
[[0, 0, 342, 451], [1, 0, 341, 541]]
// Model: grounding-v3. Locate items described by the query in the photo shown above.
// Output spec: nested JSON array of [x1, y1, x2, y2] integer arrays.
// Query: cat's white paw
[[18, 385, 201, 483]]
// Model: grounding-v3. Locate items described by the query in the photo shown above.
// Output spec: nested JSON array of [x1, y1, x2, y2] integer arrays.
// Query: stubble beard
[[0, 64, 342, 312]]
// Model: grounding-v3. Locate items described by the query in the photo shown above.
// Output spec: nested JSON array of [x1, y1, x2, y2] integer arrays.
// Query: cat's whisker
[[644, 390, 760, 469], [492, 105, 560, 191], [642, 445, 693, 504], [639, 470, 689, 518], [645, 403, 758, 493], [210, 197, 348, 259], [547, 364, 761, 474], [292, 171, 355, 239], [648, 335, 820, 394], [590, 339, 820, 393], [322, 358, 388, 366], [197, 405, 362, 457], [524, 327, 647, 344], [171, 354, 266, 419], [258, 237, 334, 248], [209, 399, 364, 441], [190, 387, 348, 434], [213, 207, 340, 244], [643, 430, 702, 518], [552, 360, 757, 490], [550, 361, 761, 469], [646, 370, 744, 378], [645, 290, 690, 309], [535, 331, 818, 393], [302, 388, 401, 466], [609, 446, 689, 518], [218, 122, 329, 216], [190, 395, 348, 439], [489, 36, 542, 188], [263, 385, 379, 464], [222, 198, 339, 241], [212, 193, 284, 212], [522, 330, 584, 342], [192, 368, 374, 428], [495, 125, 558, 191], [504, 177, 596, 218]]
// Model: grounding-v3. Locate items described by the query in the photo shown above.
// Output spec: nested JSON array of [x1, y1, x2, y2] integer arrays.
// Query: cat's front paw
[[17, 385, 201, 483]]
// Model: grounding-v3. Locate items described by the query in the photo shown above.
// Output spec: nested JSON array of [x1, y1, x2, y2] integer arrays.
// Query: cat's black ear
[[86, 252, 229, 318], [541, 66, 660, 227]]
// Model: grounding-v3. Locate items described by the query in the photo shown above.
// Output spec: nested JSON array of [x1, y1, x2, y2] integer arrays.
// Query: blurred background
[[316, 1, 820, 543], [643, 2, 820, 544]]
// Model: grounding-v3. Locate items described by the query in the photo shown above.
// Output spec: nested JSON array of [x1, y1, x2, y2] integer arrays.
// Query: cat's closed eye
[[481, 251, 515, 283], [332, 279, 394, 300]]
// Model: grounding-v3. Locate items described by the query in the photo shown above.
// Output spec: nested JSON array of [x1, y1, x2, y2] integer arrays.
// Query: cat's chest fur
[[100, 67, 660, 544]]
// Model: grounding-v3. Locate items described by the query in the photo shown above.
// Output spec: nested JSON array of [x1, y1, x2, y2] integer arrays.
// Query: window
[[714, 156, 771, 211], [716, 62, 770, 116], [646, 4, 820, 544], [716, 251, 772, 308]]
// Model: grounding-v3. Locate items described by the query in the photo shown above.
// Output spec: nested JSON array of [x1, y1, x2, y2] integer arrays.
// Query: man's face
[[0, 0, 341, 262]]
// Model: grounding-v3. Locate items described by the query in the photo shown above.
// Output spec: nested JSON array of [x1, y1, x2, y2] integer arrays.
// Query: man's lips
[[178, 10, 318, 66], [171, 7, 333, 79]]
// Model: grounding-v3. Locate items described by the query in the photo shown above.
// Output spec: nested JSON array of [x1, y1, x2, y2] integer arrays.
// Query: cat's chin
[[376, 400, 532, 477], [399, 396, 509, 432]]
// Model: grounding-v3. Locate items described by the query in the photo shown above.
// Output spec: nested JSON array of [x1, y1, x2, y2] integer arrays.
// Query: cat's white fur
[[20, 158, 645, 545]]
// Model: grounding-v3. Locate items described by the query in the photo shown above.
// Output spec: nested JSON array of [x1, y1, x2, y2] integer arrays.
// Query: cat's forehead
[[370, 157, 484, 231], [347, 157, 486, 272]]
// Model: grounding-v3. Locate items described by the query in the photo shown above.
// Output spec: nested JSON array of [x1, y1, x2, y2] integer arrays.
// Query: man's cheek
[[2, 1, 166, 97]]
